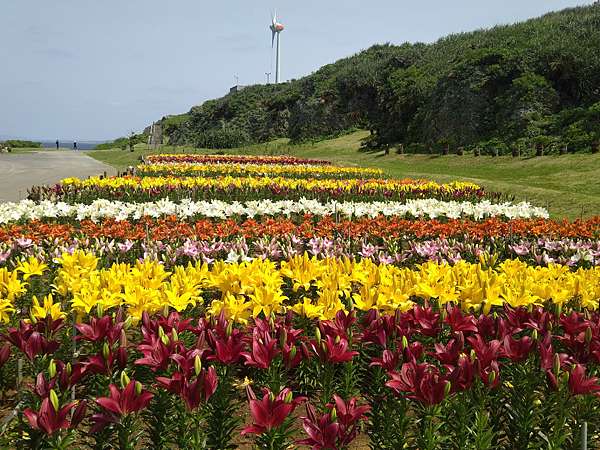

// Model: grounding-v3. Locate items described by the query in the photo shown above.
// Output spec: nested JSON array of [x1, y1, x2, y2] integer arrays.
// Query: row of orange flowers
[[2, 215, 600, 243]]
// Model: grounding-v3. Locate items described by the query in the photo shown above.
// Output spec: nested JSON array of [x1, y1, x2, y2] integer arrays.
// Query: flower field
[[0, 154, 600, 449]]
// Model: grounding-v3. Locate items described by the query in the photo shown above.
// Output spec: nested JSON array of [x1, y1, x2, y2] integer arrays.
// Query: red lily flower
[[502, 335, 534, 362], [467, 335, 502, 368], [412, 305, 440, 337], [2, 320, 61, 360], [386, 361, 450, 405], [75, 314, 124, 345], [24, 398, 86, 436], [432, 333, 464, 365], [328, 395, 371, 447], [91, 380, 153, 432], [568, 364, 600, 396], [445, 306, 478, 333], [319, 310, 356, 339], [135, 334, 182, 372], [242, 329, 280, 369], [156, 366, 218, 410], [370, 349, 402, 371], [0, 342, 11, 368], [538, 336, 572, 390], [207, 328, 245, 365], [447, 354, 476, 392], [476, 314, 497, 338], [297, 403, 339, 450], [310, 335, 358, 364], [241, 386, 306, 436]]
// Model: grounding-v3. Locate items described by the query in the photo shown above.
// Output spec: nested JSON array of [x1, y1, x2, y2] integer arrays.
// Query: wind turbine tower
[[270, 13, 285, 83]]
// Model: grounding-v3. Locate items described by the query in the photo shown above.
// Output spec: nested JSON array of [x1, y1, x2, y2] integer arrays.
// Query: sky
[[0, 0, 595, 141]]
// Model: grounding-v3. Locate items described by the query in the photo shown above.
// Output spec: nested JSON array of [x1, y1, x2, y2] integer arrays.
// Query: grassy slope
[[86, 131, 600, 219]]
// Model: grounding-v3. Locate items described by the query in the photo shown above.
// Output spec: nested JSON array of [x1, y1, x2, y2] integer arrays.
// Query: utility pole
[[265, 72, 271, 84]]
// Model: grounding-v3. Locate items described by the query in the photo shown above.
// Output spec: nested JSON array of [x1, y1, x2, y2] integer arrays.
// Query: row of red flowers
[[1, 304, 600, 448], [2, 215, 600, 243]]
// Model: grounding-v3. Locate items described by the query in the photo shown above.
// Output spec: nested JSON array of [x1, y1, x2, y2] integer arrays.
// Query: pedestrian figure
[[73, 141, 77, 150], [56, 140, 59, 149]]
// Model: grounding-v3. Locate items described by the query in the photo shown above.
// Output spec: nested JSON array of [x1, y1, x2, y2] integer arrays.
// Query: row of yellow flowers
[[136, 162, 384, 178], [59, 175, 481, 195], [1, 252, 599, 324]]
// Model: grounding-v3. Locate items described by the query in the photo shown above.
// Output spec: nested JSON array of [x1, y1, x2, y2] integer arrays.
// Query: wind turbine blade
[[271, 29, 275, 47]]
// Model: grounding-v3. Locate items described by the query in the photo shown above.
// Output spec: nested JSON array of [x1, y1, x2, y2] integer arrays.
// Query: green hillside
[[158, 4, 600, 155]]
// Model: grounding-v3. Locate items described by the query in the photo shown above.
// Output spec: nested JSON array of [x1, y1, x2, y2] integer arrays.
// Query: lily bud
[[531, 329, 538, 341], [102, 341, 110, 361], [527, 303, 533, 314], [553, 353, 561, 376], [279, 328, 287, 348], [49, 389, 60, 412], [335, 335, 341, 344], [401, 335, 408, 351], [226, 321, 233, 337], [120, 370, 130, 389], [135, 381, 143, 396], [48, 359, 57, 379], [158, 326, 165, 339], [96, 303, 104, 318], [29, 309, 37, 324], [65, 362, 72, 377], [315, 328, 321, 344], [289, 345, 297, 360], [556, 303, 562, 317], [585, 327, 592, 344], [284, 391, 293, 404], [488, 370, 496, 385], [470, 349, 477, 362], [330, 407, 337, 421], [162, 305, 169, 317], [269, 391, 276, 402], [269, 315, 275, 330], [444, 380, 452, 398], [194, 355, 202, 376], [120, 329, 128, 347], [160, 333, 170, 346], [172, 328, 179, 343], [561, 371, 570, 384]]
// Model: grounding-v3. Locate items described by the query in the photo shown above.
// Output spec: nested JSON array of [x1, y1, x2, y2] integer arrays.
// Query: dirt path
[[0, 151, 115, 202]]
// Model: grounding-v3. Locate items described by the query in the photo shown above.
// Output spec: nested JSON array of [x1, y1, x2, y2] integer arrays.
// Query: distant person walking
[[73, 141, 77, 150], [55, 140, 59, 149]]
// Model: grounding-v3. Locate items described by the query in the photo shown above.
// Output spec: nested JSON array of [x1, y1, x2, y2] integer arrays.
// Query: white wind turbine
[[270, 12, 285, 83]]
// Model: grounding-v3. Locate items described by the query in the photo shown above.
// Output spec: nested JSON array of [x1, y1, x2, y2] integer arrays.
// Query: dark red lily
[[90, 380, 153, 432], [311, 335, 358, 364], [24, 398, 86, 436], [0, 342, 11, 368], [241, 386, 306, 436], [387, 361, 450, 405], [445, 306, 478, 333], [156, 365, 218, 410], [503, 335, 534, 362], [328, 395, 371, 447], [2, 320, 61, 360], [75, 314, 124, 345], [568, 364, 600, 396], [242, 329, 279, 369], [297, 403, 339, 450]]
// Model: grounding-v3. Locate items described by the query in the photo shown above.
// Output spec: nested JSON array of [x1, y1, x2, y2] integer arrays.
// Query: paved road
[[0, 151, 115, 202]]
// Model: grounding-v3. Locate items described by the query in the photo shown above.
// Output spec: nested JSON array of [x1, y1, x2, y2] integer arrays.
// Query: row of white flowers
[[0, 198, 549, 224]]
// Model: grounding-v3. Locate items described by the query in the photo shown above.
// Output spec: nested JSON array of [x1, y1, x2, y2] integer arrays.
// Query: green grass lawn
[[85, 131, 600, 219]]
